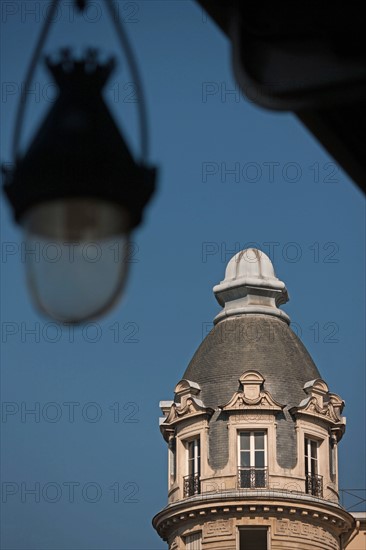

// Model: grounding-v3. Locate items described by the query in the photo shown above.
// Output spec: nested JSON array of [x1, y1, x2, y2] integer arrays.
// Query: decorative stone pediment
[[159, 380, 214, 440], [293, 396, 342, 422], [175, 379, 201, 397], [239, 370, 264, 401], [160, 401, 174, 417], [303, 379, 329, 407], [327, 392, 345, 416], [220, 370, 284, 413], [290, 380, 346, 439], [165, 397, 210, 424]]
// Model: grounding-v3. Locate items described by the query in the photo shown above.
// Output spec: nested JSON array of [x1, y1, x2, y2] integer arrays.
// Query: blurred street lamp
[[2, 0, 157, 323]]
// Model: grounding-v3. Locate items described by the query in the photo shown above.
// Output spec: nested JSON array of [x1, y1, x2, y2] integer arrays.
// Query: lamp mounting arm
[[11, 0, 150, 165]]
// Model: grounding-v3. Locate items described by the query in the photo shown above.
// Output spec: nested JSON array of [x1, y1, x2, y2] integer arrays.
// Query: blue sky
[[1, 1, 365, 549]]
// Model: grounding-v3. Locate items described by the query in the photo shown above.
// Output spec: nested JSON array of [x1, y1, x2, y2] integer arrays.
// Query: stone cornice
[[152, 490, 355, 540]]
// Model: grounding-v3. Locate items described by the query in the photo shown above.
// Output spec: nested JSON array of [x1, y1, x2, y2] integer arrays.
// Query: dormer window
[[238, 431, 267, 488], [184, 438, 201, 497], [305, 437, 323, 497]]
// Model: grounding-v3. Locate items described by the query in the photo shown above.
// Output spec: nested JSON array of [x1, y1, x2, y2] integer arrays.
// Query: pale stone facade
[[153, 249, 359, 549]]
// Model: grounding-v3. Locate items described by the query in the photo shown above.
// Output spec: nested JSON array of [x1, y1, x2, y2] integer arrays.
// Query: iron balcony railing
[[238, 467, 268, 489], [306, 473, 323, 497], [183, 474, 200, 497]]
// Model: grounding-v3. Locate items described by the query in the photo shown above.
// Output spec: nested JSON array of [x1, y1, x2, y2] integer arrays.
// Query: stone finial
[[239, 370, 264, 401], [174, 379, 201, 398], [303, 379, 329, 408], [213, 248, 289, 324]]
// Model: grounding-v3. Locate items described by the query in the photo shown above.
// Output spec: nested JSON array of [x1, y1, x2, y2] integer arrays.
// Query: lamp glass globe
[[22, 198, 131, 323]]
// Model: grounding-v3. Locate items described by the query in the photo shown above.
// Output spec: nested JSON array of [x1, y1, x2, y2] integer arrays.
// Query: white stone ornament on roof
[[159, 379, 214, 441], [213, 248, 290, 324], [223, 248, 279, 283], [219, 370, 284, 412]]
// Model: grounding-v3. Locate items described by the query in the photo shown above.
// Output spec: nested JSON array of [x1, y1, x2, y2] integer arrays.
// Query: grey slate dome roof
[[183, 314, 320, 412], [181, 249, 321, 470]]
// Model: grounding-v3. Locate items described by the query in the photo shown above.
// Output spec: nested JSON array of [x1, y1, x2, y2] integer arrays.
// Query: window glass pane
[[255, 451, 264, 468], [187, 439, 200, 477], [188, 441, 194, 460], [239, 528, 267, 550], [305, 438, 319, 479], [254, 433, 264, 449], [241, 451, 250, 467], [311, 441, 317, 459], [240, 432, 250, 450]]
